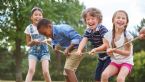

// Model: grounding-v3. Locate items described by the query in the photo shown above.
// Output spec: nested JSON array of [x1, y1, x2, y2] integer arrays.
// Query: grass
[[0, 80, 64, 82]]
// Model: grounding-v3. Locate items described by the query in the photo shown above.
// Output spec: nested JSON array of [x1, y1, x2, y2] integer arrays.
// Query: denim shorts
[[28, 53, 50, 61]]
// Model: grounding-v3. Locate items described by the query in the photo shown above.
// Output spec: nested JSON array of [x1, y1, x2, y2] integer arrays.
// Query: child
[[37, 18, 83, 82], [76, 8, 110, 82], [24, 7, 51, 82], [91, 10, 134, 82], [139, 27, 145, 39]]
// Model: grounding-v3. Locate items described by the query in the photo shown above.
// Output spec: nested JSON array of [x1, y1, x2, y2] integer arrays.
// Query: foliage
[[1, 0, 145, 81], [0, 0, 84, 81], [127, 51, 145, 82], [133, 18, 145, 52]]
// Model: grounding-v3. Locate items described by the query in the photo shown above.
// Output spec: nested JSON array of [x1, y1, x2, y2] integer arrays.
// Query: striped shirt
[[84, 24, 108, 58]]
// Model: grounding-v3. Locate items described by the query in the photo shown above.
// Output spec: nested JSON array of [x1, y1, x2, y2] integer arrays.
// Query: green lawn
[[0, 81, 64, 82]]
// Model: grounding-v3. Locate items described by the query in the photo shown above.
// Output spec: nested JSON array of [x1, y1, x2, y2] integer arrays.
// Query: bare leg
[[101, 64, 118, 82], [25, 59, 37, 82], [117, 66, 130, 82], [65, 75, 70, 82], [65, 69, 78, 82], [41, 60, 52, 82], [96, 81, 100, 82]]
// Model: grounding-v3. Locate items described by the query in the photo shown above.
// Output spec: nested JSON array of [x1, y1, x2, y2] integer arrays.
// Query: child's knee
[[101, 71, 109, 80], [64, 68, 73, 74], [43, 70, 49, 76], [28, 68, 35, 74], [117, 76, 125, 82]]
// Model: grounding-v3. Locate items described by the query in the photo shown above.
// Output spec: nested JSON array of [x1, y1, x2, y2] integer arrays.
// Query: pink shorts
[[110, 62, 133, 74]]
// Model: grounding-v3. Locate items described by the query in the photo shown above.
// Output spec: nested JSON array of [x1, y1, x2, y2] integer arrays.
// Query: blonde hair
[[82, 8, 102, 23], [111, 10, 131, 50]]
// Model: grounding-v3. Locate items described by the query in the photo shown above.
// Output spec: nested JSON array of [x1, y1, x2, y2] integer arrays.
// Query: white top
[[24, 24, 46, 41], [24, 24, 39, 35], [104, 30, 134, 65]]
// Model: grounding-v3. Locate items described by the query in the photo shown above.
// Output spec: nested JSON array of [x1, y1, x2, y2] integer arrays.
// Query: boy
[[37, 18, 83, 82], [76, 8, 110, 82]]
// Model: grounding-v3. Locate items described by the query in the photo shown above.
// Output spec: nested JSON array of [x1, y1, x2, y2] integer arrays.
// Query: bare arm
[[76, 37, 88, 56], [26, 34, 32, 46], [25, 34, 40, 46], [64, 43, 75, 56], [77, 37, 88, 52], [94, 39, 108, 52], [90, 38, 109, 55], [113, 44, 132, 56]]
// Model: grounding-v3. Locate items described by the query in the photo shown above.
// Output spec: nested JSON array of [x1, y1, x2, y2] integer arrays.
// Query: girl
[[24, 7, 51, 82], [91, 10, 134, 82]]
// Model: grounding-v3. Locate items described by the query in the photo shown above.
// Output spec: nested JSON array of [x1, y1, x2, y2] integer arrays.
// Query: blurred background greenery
[[0, 0, 145, 82]]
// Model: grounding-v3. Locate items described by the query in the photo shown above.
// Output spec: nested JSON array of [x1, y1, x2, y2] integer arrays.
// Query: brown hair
[[111, 10, 131, 50], [82, 8, 102, 24]]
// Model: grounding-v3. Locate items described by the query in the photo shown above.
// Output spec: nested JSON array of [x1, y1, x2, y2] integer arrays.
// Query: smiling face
[[31, 10, 43, 25], [85, 13, 99, 29], [112, 11, 128, 30]]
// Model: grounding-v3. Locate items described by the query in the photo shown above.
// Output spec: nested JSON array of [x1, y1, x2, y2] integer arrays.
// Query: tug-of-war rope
[[43, 36, 139, 56]]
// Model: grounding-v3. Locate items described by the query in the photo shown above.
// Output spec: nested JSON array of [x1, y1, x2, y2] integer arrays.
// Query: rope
[[43, 36, 139, 55]]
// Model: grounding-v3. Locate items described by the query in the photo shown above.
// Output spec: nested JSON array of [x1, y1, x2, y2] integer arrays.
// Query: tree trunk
[[14, 37, 23, 82]]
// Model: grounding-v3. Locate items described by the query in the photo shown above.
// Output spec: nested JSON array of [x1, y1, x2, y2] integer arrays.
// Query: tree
[[0, 0, 84, 81]]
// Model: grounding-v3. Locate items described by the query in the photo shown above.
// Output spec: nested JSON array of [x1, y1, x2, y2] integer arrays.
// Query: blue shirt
[[84, 24, 108, 58], [52, 24, 82, 49]]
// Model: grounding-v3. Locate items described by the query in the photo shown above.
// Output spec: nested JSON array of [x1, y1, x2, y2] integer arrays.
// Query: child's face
[[113, 12, 127, 29], [38, 25, 52, 38], [31, 10, 43, 25], [85, 14, 99, 29]]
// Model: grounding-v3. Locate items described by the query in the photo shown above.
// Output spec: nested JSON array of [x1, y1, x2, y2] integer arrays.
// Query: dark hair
[[37, 18, 52, 30], [82, 8, 102, 23], [30, 7, 43, 16]]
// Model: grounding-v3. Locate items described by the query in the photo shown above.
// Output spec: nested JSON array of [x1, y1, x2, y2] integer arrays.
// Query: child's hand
[[53, 45, 61, 55], [31, 39, 41, 45], [89, 48, 96, 56], [64, 48, 71, 56], [75, 50, 82, 56], [42, 38, 52, 44], [139, 34, 145, 39], [139, 27, 145, 39], [107, 48, 115, 56]]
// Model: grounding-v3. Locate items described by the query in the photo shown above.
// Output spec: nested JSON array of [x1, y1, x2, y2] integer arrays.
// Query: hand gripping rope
[[43, 36, 140, 56]]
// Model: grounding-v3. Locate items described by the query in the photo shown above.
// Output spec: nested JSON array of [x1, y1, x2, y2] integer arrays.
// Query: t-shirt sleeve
[[83, 29, 89, 38], [104, 31, 112, 41], [126, 31, 134, 40], [24, 26, 30, 35], [99, 25, 108, 38]]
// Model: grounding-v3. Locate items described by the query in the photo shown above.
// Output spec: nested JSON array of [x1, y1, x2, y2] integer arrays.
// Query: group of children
[[24, 7, 145, 82]]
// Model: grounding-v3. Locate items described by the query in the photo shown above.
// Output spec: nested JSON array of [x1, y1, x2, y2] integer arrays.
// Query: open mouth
[[88, 23, 95, 27], [116, 22, 124, 26]]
